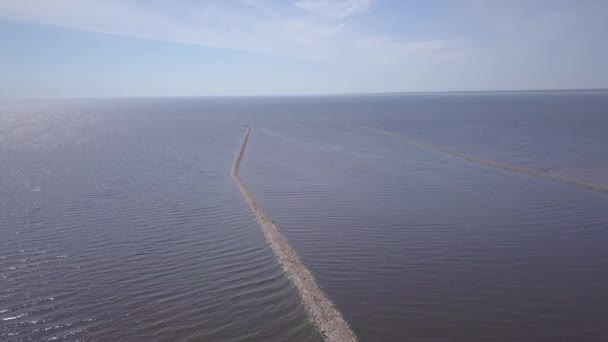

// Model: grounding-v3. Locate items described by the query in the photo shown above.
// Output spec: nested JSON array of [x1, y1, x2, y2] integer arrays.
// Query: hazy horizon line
[[3, 88, 608, 102]]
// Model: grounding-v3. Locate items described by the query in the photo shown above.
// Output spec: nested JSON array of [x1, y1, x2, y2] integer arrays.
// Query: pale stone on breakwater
[[232, 126, 357, 342], [365, 126, 608, 194]]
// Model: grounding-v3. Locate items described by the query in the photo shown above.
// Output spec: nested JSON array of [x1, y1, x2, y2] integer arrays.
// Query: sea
[[1, 90, 608, 341]]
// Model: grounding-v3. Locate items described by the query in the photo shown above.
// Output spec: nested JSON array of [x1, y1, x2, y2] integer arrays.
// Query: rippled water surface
[[2, 91, 608, 341], [0, 101, 320, 341]]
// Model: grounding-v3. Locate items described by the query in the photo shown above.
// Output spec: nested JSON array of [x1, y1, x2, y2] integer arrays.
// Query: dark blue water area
[[2, 91, 608, 341], [0, 102, 320, 341]]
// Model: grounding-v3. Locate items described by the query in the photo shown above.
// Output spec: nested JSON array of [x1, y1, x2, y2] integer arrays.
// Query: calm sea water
[[2, 91, 608, 341]]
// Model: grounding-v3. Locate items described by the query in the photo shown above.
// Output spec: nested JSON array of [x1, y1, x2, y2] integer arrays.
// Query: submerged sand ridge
[[365, 126, 608, 194], [232, 126, 357, 342]]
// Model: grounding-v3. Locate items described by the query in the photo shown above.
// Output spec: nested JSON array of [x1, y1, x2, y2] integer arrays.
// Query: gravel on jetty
[[232, 126, 357, 342]]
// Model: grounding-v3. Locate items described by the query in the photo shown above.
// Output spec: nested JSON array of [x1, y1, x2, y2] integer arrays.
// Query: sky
[[0, 0, 607, 98]]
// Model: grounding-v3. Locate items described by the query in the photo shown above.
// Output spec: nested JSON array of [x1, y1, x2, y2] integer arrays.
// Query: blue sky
[[1, 0, 607, 98]]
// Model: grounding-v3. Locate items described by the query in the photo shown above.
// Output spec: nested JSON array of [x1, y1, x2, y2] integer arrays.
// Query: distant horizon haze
[[4, 88, 608, 101]]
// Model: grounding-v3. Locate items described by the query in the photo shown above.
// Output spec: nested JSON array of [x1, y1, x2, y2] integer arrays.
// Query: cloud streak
[[294, 0, 372, 18], [0, 0, 362, 57], [0, 0, 464, 61]]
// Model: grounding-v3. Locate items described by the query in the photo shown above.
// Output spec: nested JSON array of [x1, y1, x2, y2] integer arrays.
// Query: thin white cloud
[[355, 36, 468, 55], [0, 0, 468, 64], [0, 0, 347, 57], [240, 0, 282, 17], [0, 0, 471, 65], [294, 0, 372, 18]]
